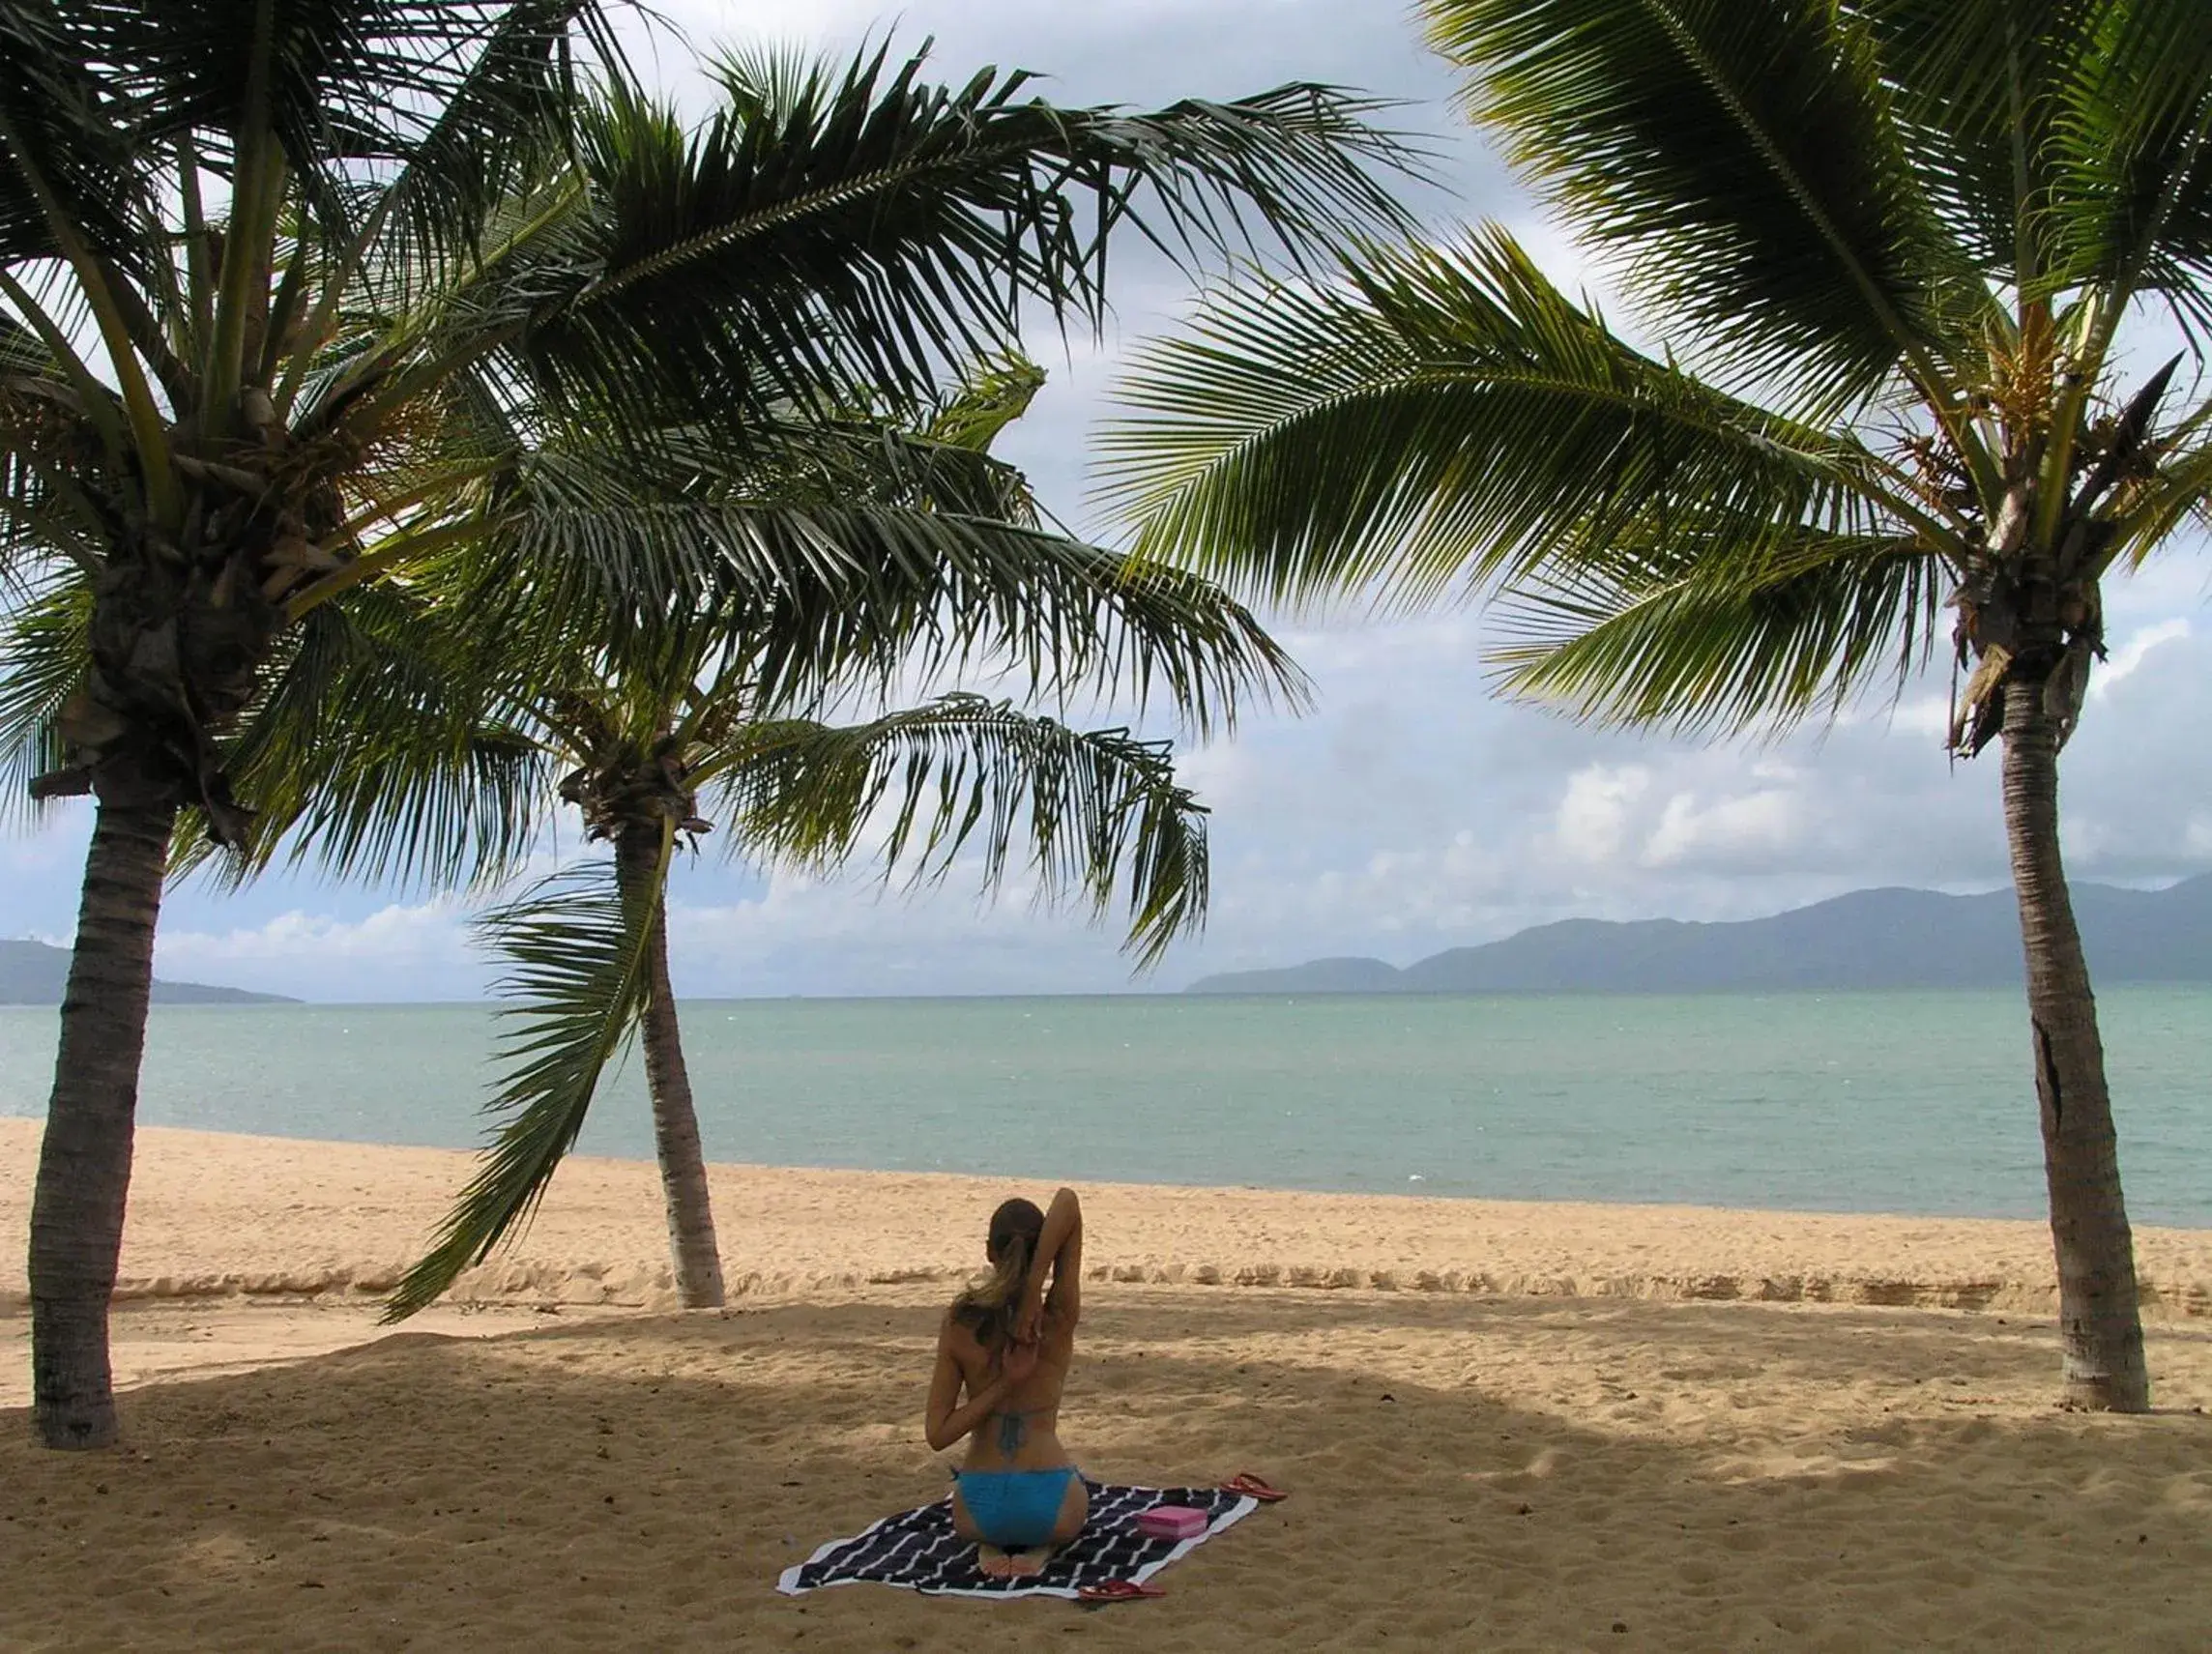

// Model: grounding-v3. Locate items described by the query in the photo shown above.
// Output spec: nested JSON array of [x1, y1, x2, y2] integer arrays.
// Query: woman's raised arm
[[1018, 1187, 1082, 1340]]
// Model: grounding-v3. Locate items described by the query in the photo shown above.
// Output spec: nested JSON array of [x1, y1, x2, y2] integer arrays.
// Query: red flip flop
[[1078, 1580, 1167, 1604], [1222, 1472, 1289, 1503]]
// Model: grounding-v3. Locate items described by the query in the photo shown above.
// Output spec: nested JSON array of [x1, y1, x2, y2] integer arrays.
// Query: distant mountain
[[1186, 875, 2212, 996], [0, 940, 297, 1005], [1211, 955, 1406, 994]]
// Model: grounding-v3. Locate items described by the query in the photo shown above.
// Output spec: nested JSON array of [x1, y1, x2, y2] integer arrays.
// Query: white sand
[[3, 1119, 2209, 1650], [5, 1120, 2210, 1320]]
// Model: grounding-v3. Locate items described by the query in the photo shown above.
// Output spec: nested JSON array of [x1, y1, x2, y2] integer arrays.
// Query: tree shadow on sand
[[2, 1291, 2207, 1652]]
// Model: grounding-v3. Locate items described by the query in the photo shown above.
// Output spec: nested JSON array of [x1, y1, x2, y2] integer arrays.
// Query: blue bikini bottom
[[954, 1466, 1081, 1548]]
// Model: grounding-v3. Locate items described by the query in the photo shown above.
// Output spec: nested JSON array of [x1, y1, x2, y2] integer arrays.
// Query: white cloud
[[1884, 695, 1953, 740], [1640, 788, 1799, 869], [158, 900, 468, 963], [1170, 739, 1264, 812], [153, 901, 482, 1000], [2091, 618, 2192, 699], [1551, 765, 1649, 863]]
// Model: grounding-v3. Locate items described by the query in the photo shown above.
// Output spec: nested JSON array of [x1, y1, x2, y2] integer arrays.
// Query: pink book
[[1135, 1504, 1208, 1541]]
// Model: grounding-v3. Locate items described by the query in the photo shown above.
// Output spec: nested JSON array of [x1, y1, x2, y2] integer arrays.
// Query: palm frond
[[383, 837, 663, 1320], [2109, 436, 2212, 566], [709, 694, 1208, 968], [923, 354, 1050, 459], [0, 336, 112, 578], [712, 40, 823, 130], [187, 583, 557, 892], [497, 45, 1420, 424], [71, 2, 623, 246], [0, 1, 151, 275], [2039, 0, 2212, 333], [348, 2, 626, 307], [1492, 522, 1945, 734], [655, 404, 1045, 528], [1424, 0, 1983, 413], [0, 577, 90, 830], [418, 428, 1304, 738], [729, 518, 1309, 739], [1101, 228, 1935, 615], [1862, 1, 2087, 287]]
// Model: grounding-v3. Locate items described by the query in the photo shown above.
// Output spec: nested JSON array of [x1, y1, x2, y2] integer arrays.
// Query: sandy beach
[[5, 1118, 2211, 1649]]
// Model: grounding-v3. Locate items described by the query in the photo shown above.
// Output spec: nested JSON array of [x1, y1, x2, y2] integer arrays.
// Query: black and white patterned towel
[[775, 1481, 1258, 1600]]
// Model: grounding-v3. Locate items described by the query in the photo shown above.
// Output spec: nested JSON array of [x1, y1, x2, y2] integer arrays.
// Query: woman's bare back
[[942, 1310, 1075, 1470]]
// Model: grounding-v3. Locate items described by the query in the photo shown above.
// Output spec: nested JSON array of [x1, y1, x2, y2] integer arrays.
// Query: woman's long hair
[[950, 1198, 1045, 1352]]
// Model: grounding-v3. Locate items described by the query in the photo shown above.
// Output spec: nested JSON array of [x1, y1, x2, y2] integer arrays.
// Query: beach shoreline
[[6, 1117, 2210, 1325]]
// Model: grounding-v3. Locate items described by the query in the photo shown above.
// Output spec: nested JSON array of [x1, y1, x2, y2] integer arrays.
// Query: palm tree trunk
[[28, 798, 178, 1449], [615, 828, 726, 1309], [1999, 676, 2148, 1411]]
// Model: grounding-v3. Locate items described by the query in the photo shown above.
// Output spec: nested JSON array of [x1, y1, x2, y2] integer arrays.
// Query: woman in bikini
[[925, 1185, 1086, 1579]]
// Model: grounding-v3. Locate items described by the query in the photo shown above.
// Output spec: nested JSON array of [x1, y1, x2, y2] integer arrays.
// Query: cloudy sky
[[3, 0, 2207, 1001]]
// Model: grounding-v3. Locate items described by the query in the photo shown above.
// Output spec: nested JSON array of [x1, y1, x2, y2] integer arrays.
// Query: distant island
[[0, 940, 297, 1006], [1186, 874, 2212, 996]]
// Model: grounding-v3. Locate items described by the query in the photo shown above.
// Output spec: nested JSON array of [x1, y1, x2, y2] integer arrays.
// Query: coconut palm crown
[[0, 0, 1416, 1449], [1101, 0, 2212, 1410]]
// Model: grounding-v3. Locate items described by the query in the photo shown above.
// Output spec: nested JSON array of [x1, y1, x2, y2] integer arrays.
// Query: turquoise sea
[[1, 987, 2206, 1226]]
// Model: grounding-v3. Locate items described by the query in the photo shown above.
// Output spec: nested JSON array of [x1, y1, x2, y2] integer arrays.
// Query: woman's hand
[[1014, 1285, 1046, 1346], [1002, 1338, 1040, 1385]]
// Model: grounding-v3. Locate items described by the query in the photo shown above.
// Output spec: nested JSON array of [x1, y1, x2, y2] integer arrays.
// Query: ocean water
[[0, 987, 2206, 1226]]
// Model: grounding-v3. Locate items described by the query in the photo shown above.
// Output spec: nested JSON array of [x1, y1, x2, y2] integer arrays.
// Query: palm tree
[[1099, 0, 2212, 1411], [0, 1, 1413, 1448], [393, 690, 1224, 1319], [208, 364, 1295, 1319]]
